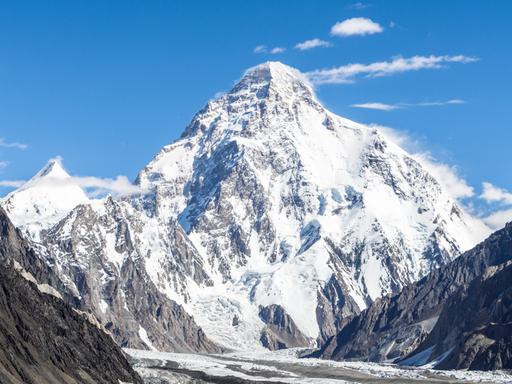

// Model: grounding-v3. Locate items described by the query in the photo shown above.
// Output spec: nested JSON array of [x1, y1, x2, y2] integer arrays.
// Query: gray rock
[[0, 208, 142, 384], [258, 304, 313, 350], [408, 260, 512, 370], [314, 222, 512, 367]]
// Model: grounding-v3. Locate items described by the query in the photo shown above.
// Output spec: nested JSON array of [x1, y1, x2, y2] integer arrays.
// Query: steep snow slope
[[1, 62, 490, 351]]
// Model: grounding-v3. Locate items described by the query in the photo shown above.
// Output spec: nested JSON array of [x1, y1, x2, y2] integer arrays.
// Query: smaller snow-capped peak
[[31, 156, 71, 180], [1, 157, 89, 237]]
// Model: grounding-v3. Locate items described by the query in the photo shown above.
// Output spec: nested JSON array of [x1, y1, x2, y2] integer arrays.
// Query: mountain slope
[[0, 208, 142, 384], [314, 222, 512, 368], [1, 61, 490, 351], [404, 251, 512, 370]]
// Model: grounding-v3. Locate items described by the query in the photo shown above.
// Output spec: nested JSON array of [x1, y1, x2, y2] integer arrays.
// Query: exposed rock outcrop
[[0, 208, 142, 384], [314, 222, 512, 367], [405, 260, 512, 370], [258, 304, 313, 350]]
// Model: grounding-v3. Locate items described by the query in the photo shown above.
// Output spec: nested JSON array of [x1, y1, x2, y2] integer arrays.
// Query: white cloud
[[0, 180, 25, 188], [0, 156, 147, 197], [331, 17, 383, 37], [0, 138, 27, 150], [71, 175, 146, 197], [416, 99, 465, 107], [1, 175, 145, 197], [295, 38, 332, 51], [352, 102, 400, 111], [307, 55, 478, 84], [376, 124, 474, 200], [416, 154, 475, 199], [376, 125, 512, 231], [348, 2, 368, 10], [254, 45, 286, 54], [0, 161, 8, 170], [253, 45, 267, 53], [478, 183, 512, 229], [351, 99, 466, 111], [482, 209, 512, 230], [480, 182, 512, 205], [270, 47, 285, 54]]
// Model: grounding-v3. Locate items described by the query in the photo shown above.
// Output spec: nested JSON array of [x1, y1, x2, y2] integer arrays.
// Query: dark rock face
[[120, 255, 223, 353], [410, 261, 512, 370], [0, 208, 142, 384], [258, 304, 313, 350], [314, 222, 512, 369]]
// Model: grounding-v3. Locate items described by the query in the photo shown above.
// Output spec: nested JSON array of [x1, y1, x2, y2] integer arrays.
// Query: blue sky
[[0, 0, 510, 226]]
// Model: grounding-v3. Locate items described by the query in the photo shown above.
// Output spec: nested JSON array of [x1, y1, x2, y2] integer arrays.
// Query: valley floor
[[125, 348, 512, 384]]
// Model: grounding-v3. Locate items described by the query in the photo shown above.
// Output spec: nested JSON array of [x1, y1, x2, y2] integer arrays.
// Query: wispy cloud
[[295, 38, 332, 51], [253, 45, 267, 53], [416, 154, 475, 200], [0, 161, 8, 170], [71, 175, 146, 197], [348, 2, 368, 10], [352, 102, 399, 111], [331, 17, 383, 37], [4, 175, 146, 197], [0, 138, 27, 150], [351, 99, 465, 111], [481, 209, 512, 230], [480, 182, 512, 205], [415, 99, 466, 107], [376, 125, 475, 200], [0, 180, 25, 188], [270, 47, 285, 54], [253, 45, 286, 54], [377, 126, 511, 230], [306, 55, 478, 84], [479, 183, 512, 229], [0, 157, 147, 197]]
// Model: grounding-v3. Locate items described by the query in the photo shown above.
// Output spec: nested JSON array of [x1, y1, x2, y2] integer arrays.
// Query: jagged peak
[[230, 61, 316, 99], [32, 156, 71, 181], [7, 156, 87, 199], [242, 61, 311, 85], [179, 62, 319, 139]]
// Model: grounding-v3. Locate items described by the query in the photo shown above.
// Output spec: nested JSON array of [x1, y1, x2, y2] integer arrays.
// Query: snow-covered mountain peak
[[236, 61, 314, 94], [131, 63, 491, 348], [178, 61, 318, 140], [1, 62, 492, 352], [31, 157, 70, 180], [1, 158, 89, 237]]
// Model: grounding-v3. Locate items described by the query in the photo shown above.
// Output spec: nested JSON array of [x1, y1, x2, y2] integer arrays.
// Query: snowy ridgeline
[[126, 348, 512, 384], [1, 62, 491, 352]]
